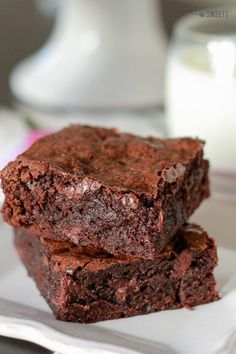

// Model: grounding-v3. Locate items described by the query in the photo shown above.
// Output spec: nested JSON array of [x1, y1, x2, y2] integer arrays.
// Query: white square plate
[[0, 198, 236, 354]]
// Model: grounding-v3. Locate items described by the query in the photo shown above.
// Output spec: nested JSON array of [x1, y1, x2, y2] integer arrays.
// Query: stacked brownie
[[0, 125, 219, 323]]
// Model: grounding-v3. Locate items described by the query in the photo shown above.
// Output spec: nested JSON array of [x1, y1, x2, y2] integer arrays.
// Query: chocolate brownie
[[14, 224, 219, 323], [2, 125, 209, 259]]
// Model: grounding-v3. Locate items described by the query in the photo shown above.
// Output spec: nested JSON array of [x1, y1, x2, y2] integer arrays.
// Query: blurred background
[[0, 0, 227, 105], [0, 0, 52, 105], [0, 0, 235, 199]]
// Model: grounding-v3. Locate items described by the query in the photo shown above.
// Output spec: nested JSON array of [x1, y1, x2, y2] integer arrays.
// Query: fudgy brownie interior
[[2, 125, 209, 259], [14, 223, 219, 323]]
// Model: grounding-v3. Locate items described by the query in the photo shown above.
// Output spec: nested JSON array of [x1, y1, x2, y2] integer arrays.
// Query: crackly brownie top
[[15, 224, 214, 274], [3, 125, 205, 194]]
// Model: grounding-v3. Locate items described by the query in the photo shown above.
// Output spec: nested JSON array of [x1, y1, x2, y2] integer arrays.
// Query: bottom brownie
[[14, 224, 219, 324]]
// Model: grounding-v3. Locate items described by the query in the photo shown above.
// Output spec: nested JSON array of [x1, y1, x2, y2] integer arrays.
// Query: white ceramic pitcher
[[10, 0, 166, 111]]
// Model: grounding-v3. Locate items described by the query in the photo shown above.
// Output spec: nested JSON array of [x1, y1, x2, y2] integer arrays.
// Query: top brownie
[[1, 125, 209, 259]]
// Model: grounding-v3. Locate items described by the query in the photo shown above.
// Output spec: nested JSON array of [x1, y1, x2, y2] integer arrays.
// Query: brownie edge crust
[[2, 125, 210, 259], [14, 224, 219, 324]]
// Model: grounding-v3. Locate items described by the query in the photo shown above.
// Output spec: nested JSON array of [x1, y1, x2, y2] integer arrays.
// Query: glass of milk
[[165, 12, 236, 197]]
